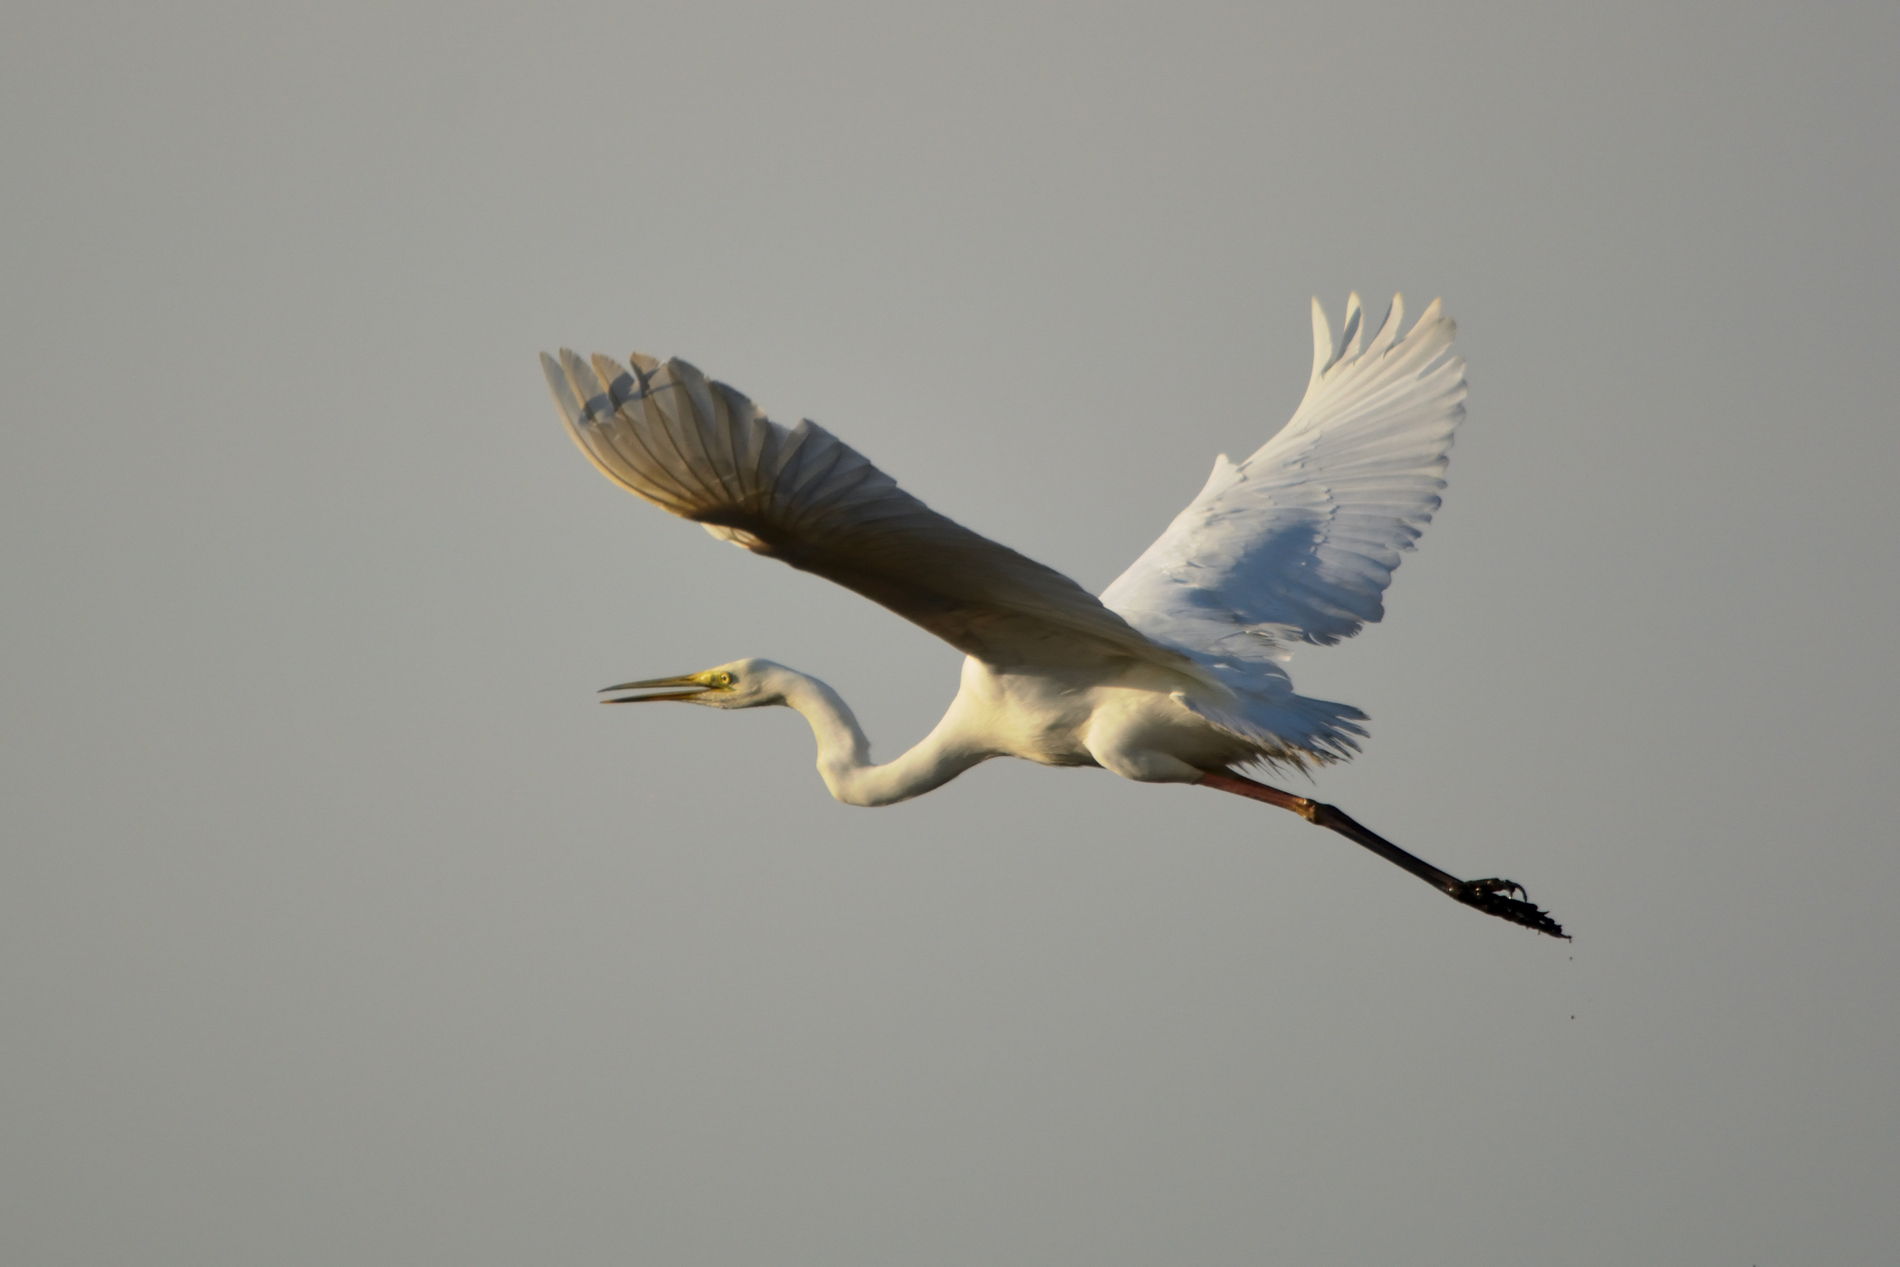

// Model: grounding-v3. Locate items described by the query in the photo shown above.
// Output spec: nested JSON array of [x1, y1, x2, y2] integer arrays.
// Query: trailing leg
[[1197, 770, 1567, 938]]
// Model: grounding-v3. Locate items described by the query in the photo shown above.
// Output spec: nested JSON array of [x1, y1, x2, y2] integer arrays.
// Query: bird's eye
[[712, 671, 733, 687]]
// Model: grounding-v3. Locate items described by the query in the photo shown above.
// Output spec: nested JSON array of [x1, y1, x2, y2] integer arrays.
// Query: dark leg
[[1197, 770, 1567, 939]]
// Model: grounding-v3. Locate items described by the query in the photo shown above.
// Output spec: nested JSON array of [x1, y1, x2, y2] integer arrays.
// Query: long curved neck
[[778, 670, 988, 807]]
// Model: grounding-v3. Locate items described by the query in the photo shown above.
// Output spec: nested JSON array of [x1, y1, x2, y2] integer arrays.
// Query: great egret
[[542, 294, 1565, 937]]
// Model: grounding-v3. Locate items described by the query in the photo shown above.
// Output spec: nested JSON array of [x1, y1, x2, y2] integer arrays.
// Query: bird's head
[[599, 658, 789, 710]]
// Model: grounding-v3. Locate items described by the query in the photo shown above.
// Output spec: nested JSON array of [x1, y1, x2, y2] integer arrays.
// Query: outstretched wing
[[544, 350, 1192, 674], [1100, 294, 1465, 666]]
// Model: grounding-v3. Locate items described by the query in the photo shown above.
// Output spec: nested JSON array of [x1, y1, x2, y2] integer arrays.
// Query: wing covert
[[544, 350, 1187, 673]]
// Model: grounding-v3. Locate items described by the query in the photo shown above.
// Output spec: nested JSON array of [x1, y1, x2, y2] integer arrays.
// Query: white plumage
[[1101, 292, 1463, 762], [542, 295, 1563, 936]]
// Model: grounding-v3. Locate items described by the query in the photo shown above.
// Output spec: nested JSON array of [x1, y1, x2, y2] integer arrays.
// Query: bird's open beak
[[599, 674, 711, 704]]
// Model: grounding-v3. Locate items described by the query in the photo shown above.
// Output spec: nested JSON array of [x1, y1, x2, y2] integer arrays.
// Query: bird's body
[[544, 294, 1566, 936], [742, 654, 1253, 809]]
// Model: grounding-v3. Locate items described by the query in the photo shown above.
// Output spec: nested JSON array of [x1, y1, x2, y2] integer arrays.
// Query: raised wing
[[1100, 294, 1465, 665], [544, 350, 1191, 673]]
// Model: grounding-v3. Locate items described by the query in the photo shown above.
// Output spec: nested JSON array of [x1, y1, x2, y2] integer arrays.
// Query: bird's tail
[[1179, 688, 1368, 775]]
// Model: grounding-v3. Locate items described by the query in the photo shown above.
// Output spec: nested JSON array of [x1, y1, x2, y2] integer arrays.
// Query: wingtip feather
[[1366, 293, 1405, 359], [1342, 292, 1365, 362], [1309, 297, 1334, 390]]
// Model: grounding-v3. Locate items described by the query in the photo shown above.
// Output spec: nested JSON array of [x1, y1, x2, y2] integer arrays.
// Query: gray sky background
[[4, 2, 1896, 1263]]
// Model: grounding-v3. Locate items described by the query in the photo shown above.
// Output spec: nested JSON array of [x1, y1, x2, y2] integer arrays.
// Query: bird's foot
[[1453, 878, 1569, 939]]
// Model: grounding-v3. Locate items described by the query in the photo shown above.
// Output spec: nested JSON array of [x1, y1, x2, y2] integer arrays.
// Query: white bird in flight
[[542, 294, 1564, 937]]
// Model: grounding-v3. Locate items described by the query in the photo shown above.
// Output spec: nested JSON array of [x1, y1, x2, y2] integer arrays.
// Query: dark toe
[[1456, 881, 1569, 939]]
